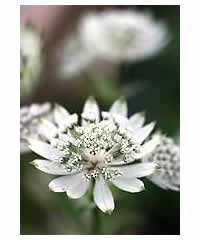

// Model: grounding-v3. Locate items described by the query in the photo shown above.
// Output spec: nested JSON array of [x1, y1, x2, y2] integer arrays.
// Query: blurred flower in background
[[144, 136, 180, 191], [57, 32, 94, 78], [57, 9, 168, 80], [20, 102, 52, 153], [20, 24, 43, 102], [80, 10, 168, 63]]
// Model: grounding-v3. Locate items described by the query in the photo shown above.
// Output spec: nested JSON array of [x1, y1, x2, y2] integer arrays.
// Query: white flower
[[57, 32, 94, 78], [21, 24, 41, 59], [29, 97, 161, 214], [144, 136, 180, 191], [56, 9, 168, 79], [20, 24, 43, 102], [20, 103, 52, 153], [79, 10, 168, 63]]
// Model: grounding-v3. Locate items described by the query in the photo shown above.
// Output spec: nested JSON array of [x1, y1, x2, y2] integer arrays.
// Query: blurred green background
[[20, 5, 180, 235]]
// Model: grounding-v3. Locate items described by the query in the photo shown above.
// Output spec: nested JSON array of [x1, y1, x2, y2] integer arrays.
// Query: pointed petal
[[81, 96, 100, 127], [113, 114, 129, 128], [28, 138, 65, 161], [111, 177, 144, 193], [30, 159, 78, 175], [66, 178, 90, 199], [129, 112, 145, 132], [109, 97, 128, 117], [132, 122, 156, 143], [66, 114, 78, 128], [134, 133, 162, 159], [49, 171, 87, 192], [101, 112, 129, 129], [93, 176, 114, 214], [114, 163, 156, 178], [102, 111, 128, 127], [39, 118, 57, 140], [54, 104, 70, 128], [102, 111, 111, 120]]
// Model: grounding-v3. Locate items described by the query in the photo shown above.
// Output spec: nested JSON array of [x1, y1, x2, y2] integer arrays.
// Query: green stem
[[91, 206, 101, 235], [56, 194, 88, 234]]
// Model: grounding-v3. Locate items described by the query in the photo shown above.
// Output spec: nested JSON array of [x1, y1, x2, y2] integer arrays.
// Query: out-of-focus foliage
[[20, 24, 43, 103], [20, 5, 179, 235]]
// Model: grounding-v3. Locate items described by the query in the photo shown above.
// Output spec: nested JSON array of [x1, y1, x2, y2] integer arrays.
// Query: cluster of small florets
[[145, 137, 180, 190], [80, 121, 118, 155], [40, 116, 143, 182], [20, 103, 52, 153], [84, 167, 122, 181], [101, 167, 122, 180]]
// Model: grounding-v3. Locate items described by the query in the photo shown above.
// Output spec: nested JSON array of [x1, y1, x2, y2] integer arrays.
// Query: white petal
[[20, 141, 31, 153], [67, 114, 78, 126], [149, 175, 169, 190], [28, 138, 65, 161], [101, 112, 129, 129], [115, 163, 156, 178], [135, 133, 162, 159], [113, 114, 129, 128], [129, 112, 145, 132], [54, 104, 70, 128], [93, 176, 114, 214], [149, 175, 180, 191], [111, 177, 144, 193], [49, 171, 87, 192], [30, 159, 77, 175], [109, 97, 128, 117], [81, 96, 100, 127], [166, 184, 180, 191], [150, 176, 168, 189], [101, 111, 111, 120], [66, 178, 90, 199], [132, 122, 156, 143], [39, 118, 57, 140]]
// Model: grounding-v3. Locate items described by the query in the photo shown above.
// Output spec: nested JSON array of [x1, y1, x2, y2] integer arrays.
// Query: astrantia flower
[[79, 10, 168, 63], [57, 32, 94, 78], [29, 97, 161, 213], [20, 24, 43, 102], [144, 136, 180, 191], [20, 103, 52, 153], [56, 10, 168, 79]]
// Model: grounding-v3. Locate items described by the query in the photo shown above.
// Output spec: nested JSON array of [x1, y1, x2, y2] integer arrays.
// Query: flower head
[[57, 32, 94, 78], [20, 24, 43, 102], [144, 136, 180, 191], [29, 97, 161, 213], [79, 10, 168, 63], [20, 103, 52, 153], [56, 9, 168, 79]]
